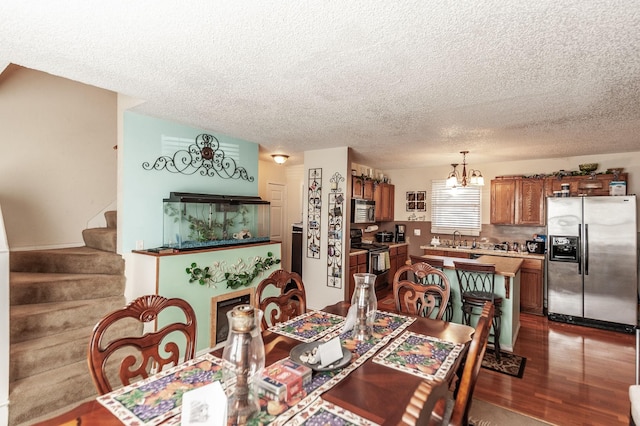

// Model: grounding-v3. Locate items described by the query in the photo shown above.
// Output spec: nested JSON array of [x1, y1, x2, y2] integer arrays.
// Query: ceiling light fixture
[[446, 150, 484, 188], [271, 154, 289, 165]]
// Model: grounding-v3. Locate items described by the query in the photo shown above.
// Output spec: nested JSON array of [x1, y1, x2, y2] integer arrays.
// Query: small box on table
[[257, 359, 312, 402]]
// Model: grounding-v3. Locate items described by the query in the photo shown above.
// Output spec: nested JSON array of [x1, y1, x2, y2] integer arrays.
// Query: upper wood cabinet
[[490, 177, 545, 226], [490, 179, 517, 224], [352, 176, 375, 200], [516, 178, 546, 225], [374, 183, 395, 222], [364, 179, 375, 200], [352, 176, 364, 198], [544, 173, 628, 197]]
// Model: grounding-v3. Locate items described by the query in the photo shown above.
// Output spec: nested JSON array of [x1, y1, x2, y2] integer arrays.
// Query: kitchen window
[[431, 180, 481, 236]]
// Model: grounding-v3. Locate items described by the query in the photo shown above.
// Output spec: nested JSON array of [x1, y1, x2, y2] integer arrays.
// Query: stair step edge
[[9, 360, 98, 426]]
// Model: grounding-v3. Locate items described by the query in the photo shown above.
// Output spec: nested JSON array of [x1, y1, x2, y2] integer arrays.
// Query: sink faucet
[[453, 230, 461, 247]]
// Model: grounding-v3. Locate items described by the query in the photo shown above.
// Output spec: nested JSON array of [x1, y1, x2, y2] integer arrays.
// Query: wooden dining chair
[[409, 255, 444, 269], [87, 294, 197, 395], [399, 379, 450, 426], [393, 262, 451, 321], [448, 301, 494, 426], [255, 269, 306, 330], [401, 301, 494, 426], [454, 261, 502, 362]]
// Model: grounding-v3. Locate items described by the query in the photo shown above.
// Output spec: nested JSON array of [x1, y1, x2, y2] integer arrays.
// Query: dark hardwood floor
[[377, 288, 635, 425], [475, 313, 635, 426]]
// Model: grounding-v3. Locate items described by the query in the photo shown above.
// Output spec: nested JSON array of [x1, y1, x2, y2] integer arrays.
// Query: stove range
[[350, 229, 390, 291], [351, 242, 389, 252]]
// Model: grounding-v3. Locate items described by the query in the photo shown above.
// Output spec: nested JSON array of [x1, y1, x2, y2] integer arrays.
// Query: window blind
[[431, 180, 481, 236]]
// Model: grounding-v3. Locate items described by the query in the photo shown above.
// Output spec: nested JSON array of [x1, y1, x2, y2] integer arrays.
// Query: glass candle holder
[[351, 273, 377, 341], [222, 305, 265, 425]]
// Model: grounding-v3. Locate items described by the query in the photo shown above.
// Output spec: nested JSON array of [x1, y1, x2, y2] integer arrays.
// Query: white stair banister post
[[0, 205, 10, 426]]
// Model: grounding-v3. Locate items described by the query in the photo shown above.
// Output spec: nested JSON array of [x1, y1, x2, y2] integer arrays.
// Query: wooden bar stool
[[454, 261, 502, 362]]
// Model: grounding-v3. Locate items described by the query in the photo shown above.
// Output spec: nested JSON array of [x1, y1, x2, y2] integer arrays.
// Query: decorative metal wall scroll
[[307, 168, 322, 258], [327, 172, 345, 288], [142, 133, 254, 181], [406, 191, 427, 212]]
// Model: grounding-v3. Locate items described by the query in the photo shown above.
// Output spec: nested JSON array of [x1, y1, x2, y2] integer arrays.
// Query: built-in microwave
[[351, 199, 376, 224]]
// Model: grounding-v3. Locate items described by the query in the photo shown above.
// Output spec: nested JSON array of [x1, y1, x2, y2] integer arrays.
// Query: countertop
[[418, 254, 524, 277], [420, 245, 545, 261], [349, 242, 408, 256]]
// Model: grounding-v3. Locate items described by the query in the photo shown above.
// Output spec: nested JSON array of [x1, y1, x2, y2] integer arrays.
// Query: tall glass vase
[[222, 305, 265, 425], [351, 273, 377, 341]]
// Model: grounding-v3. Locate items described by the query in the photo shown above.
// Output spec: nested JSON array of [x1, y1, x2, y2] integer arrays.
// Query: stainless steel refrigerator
[[547, 195, 638, 331]]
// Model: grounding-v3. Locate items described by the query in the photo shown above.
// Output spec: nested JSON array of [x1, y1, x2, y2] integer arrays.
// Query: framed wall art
[[327, 172, 344, 289], [307, 168, 322, 258], [406, 191, 427, 212]]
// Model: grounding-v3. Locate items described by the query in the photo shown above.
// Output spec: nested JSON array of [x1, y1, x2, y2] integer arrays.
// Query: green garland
[[225, 252, 281, 289], [185, 251, 281, 289], [186, 263, 214, 286]]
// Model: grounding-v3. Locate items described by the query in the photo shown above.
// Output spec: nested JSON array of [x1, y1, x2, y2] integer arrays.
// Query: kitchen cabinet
[[348, 252, 368, 301], [388, 244, 408, 284], [490, 179, 516, 224], [422, 248, 470, 259], [520, 258, 544, 315], [545, 173, 628, 197], [374, 183, 395, 222], [490, 177, 545, 225], [352, 176, 375, 200]]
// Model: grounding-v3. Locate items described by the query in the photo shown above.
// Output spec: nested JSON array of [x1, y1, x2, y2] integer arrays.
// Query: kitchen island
[[421, 245, 545, 315], [415, 254, 523, 351]]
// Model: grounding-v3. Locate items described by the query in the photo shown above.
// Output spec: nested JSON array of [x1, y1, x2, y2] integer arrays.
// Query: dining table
[[32, 301, 475, 426]]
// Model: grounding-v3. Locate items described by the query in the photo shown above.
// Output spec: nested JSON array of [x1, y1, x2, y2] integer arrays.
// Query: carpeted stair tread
[[9, 325, 95, 381], [9, 359, 98, 426], [82, 227, 117, 252], [10, 320, 143, 382], [10, 271, 125, 305], [10, 246, 124, 275], [10, 296, 126, 344], [105, 210, 117, 228]]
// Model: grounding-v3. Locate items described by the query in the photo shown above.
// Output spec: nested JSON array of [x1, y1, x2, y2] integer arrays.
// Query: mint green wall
[[156, 243, 281, 352], [122, 112, 259, 253]]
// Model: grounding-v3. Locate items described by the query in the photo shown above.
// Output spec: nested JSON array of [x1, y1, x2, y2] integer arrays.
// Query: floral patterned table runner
[[97, 353, 225, 426], [267, 310, 345, 342], [287, 397, 380, 426], [97, 311, 417, 426], [251, 310, 416, 426], [373, 331, 464, 381]]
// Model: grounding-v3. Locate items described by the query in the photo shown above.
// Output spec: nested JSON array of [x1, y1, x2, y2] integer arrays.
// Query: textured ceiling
[[2, 1, 640, 169]]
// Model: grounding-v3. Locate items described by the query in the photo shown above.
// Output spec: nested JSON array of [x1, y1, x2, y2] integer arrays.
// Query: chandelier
[[446, 150, 484, 188]]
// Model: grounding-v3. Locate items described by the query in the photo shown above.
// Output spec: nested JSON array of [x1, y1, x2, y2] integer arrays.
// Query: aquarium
[[163, 192, 270, 250]]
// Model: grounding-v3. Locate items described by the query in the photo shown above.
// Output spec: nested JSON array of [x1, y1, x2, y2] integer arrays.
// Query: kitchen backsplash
[[365, 221, 545, 257]]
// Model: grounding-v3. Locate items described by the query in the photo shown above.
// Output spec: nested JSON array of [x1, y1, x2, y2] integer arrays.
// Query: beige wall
[[0, 65, 117, 250]]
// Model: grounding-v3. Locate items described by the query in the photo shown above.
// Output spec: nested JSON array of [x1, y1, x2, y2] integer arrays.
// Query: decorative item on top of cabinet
[[490, 177, 545, 226], [544, 173, 628, 197], [374, 183, 395, 222]]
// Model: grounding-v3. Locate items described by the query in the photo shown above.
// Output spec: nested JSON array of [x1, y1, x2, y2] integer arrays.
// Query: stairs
[[8, 211, 127, 426]]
